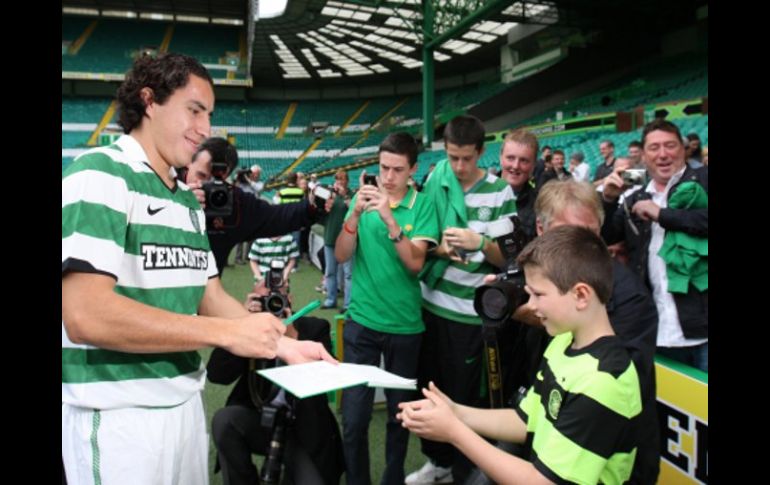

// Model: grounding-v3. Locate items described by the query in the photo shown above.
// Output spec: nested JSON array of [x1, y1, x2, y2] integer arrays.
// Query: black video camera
[[474, 215, 531, 326], [473, 215, 531, 408], [260, 260, 290, 317], [202, 161, 234, 218]]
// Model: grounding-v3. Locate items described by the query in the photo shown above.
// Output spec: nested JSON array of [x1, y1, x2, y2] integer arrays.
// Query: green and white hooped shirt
[[421, 173, 517, 324], [62, 135, 217, 410]]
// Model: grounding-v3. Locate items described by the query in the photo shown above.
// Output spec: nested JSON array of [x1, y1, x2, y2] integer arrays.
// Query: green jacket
[[418, 159, 467, 288]]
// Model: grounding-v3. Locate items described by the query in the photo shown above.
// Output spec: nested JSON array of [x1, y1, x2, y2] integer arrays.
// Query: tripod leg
[[282, 440, 324, 485]]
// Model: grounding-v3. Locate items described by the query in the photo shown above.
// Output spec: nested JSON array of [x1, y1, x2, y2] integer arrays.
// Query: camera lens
[[474, 277, 529, 324], [480, 286, 511, 321], [203, 181, 233, 218], [264, 294, 285, 315], [210, 188, 229, 208]]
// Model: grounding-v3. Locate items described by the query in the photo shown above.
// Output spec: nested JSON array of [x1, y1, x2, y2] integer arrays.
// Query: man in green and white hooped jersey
[[408, 115, 517, 485], [61, 53, 333, 485]]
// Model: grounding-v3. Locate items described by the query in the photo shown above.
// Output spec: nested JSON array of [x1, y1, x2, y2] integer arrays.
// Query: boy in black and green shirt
[[335, 133, 439, 485], [399, 225, 642, 485]]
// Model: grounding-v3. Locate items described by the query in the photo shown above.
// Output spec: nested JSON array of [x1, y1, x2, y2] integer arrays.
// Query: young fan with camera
[[334, 132, 440, 485], [409, 115, 517, 484]]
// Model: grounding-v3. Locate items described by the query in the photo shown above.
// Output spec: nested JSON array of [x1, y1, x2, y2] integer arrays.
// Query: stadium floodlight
[[256, 0, 288, 20]]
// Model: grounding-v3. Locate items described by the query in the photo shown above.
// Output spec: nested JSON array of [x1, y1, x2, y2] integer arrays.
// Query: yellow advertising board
[[655, 356, 708, 484]]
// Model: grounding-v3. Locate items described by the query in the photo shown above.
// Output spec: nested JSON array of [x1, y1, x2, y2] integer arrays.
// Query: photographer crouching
[[207, 273, 345, 485]]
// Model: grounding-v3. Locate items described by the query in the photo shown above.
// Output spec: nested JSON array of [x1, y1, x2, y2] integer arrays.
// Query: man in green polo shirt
[[335, 132, 439, 485]]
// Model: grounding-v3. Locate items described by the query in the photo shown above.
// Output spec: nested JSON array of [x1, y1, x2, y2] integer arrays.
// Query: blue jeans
[[657, 342, 708, 373], [291, 230, 301, 258], [234, 241, 251, 263], [323, 245, 352, 308], [341, 319, 422, 485]]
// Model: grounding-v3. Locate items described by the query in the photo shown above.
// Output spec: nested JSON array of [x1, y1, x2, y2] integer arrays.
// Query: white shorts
[[62, 393, 208, 485]]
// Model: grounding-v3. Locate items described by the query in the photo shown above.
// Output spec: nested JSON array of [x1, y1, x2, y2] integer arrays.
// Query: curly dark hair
[[116, 53, 213, 134]]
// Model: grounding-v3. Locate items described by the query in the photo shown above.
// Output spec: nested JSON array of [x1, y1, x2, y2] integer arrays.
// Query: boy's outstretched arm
[[398, 383, 554, 485], [398, 382, 525, 443]]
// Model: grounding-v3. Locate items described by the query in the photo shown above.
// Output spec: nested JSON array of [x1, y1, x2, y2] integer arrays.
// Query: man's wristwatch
[[389, 228, 404, 242]]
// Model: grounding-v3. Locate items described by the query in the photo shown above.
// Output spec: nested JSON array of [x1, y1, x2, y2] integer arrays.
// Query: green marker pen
[[283, 299, 321, 325]]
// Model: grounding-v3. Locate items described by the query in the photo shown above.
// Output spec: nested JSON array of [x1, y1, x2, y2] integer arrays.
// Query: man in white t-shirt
[[569, 151, 590, 182]]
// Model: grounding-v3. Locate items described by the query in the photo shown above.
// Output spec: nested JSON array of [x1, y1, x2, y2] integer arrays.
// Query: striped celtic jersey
[[249, 235, 299, 276], [62, 135, 217, 410], [517, 333, 642, 485], [421, 173, 516, 324]]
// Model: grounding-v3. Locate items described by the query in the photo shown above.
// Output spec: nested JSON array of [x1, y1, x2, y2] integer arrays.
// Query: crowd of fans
[[62, 53, 707, 485]]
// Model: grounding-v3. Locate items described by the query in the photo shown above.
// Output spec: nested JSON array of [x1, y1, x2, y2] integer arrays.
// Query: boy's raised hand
[[397, 382, 461, 443]]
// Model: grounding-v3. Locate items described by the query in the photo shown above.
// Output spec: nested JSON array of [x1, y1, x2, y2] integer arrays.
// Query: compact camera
[[621, 168, 646, 187], [312, 184, 335, 211]]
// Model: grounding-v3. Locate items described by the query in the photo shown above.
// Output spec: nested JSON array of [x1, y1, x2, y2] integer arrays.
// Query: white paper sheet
[[257, 361, 417, 398]]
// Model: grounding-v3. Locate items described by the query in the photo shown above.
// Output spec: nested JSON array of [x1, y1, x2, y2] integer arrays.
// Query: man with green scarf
[[407, 115, 517, 484], [601, 119, 708, 372]]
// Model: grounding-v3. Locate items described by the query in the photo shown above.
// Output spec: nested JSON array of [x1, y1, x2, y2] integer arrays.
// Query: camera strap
[[247, 358, 266, 410], [481, 324, 505, 408], [248, 358, 283, 411]]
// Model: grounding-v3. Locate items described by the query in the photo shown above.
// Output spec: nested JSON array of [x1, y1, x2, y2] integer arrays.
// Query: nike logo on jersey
[[147, 205, 166, 216]]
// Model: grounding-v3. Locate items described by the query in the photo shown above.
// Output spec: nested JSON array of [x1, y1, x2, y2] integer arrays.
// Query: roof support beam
[[425, 0, 512, 49], [421, 0, 435, 145]]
